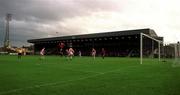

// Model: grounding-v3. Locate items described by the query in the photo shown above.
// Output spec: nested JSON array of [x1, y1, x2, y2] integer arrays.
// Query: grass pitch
[[0, 55, 180, 95]]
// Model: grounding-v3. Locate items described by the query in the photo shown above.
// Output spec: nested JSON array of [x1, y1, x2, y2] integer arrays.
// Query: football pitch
[[0, 55, 180, 95]]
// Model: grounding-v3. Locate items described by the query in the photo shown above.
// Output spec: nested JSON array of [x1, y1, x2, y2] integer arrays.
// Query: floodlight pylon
[[4, 13, 12, 48]]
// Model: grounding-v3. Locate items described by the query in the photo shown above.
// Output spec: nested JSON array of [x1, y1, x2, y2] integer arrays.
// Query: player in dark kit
[[101, 48, 106, 59], [58, 42, 65, 56], [18, 48, 23, 59]]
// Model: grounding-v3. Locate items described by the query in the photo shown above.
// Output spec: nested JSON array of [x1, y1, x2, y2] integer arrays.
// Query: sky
[[0, 0, 180, 47]]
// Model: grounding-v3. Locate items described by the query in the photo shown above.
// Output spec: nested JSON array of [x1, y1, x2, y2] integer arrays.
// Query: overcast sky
[[0, 0, 180, 47]]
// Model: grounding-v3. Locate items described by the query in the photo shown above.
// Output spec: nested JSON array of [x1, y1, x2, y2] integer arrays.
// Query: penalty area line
[[0, 74, 100, 95], [0, 65, 137, 95]]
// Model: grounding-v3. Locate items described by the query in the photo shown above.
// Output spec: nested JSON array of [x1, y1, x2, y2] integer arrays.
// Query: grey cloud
[[0, 0, 121, 47], [0, 0, 66, 23], [0, 0, 119, 23]]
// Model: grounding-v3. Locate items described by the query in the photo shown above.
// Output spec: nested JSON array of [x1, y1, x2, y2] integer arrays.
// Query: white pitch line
[[59, 67, 104, 74], [0, 65, 137, 95], [0, 74, 100, 95]]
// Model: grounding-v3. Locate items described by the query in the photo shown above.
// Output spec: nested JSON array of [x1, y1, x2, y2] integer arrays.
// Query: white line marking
[[0, 65, 137, 95], [59, 67, 104, 74]]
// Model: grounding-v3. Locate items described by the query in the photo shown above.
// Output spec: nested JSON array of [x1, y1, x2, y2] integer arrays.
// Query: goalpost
[[140, 33, 163, 64], [173, 41, 180, 67], [175, 42, 180, 59]]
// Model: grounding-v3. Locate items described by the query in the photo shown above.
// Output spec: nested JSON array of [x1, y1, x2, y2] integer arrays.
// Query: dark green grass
[[0, 55, 180, 95]]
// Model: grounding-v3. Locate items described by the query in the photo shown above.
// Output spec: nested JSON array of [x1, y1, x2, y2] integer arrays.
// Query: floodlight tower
[[4, 13, 12, 48]]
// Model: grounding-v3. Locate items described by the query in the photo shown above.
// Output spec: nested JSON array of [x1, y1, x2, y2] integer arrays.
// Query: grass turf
[[0, 55, 180, 95]]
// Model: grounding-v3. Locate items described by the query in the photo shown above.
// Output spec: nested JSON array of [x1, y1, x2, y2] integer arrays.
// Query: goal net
[[172, 42, 180, 67], [140, 33, 162, 64]]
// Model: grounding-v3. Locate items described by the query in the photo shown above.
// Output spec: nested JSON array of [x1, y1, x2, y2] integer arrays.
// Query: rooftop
[[28, 28, 158, 43]]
